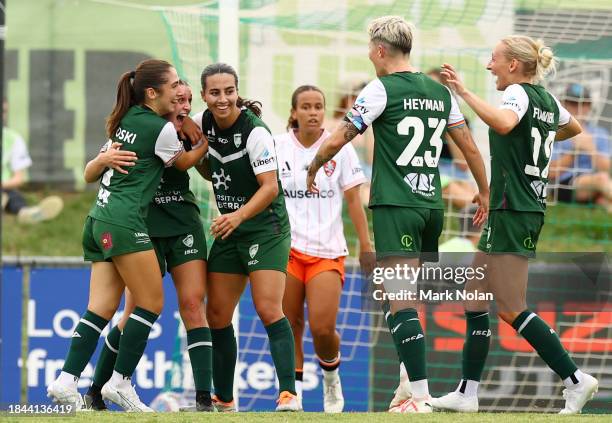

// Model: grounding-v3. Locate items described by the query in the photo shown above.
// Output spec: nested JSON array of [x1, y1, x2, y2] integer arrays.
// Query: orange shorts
[[287, 249, 345, 284]]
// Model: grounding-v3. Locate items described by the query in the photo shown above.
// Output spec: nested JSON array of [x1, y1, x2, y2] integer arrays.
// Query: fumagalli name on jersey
[[283, 189, 335, 199]]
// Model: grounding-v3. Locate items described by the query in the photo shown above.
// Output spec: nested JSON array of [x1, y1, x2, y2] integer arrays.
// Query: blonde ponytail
[[501, 35, 557, 83]]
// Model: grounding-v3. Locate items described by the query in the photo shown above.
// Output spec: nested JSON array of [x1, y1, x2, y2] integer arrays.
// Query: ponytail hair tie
[[129, 71, 136, 79]]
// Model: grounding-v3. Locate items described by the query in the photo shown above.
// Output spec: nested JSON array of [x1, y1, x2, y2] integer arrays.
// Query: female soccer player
[[47, 60, 207, 411], [432, 36, 598, 414], [81, 81, 213, 412], [275, 85, 372, 412], [192, 63, 299, 412]]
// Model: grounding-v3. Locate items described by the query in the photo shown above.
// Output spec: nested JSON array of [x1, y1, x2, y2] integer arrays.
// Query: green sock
[[392, 308, 427, 381], [462, 311, 491, 381], [92, 325, 121, 387], [114, 307, 158, 377], [211, 325, 237, 403], [382, 300, 401, 362], [512, 310, 578, 379], [62, 310, 108, 377], [265, 317, 296, 395], [187, 327, 213, 392]]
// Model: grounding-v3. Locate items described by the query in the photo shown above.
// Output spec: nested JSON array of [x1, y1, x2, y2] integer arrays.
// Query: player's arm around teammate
[[192, 63, 298, 411], [47, 60, 206, 411], [433, 37, 596, 414], [82, 81, 213, 411], [276, 85, 372, 412]]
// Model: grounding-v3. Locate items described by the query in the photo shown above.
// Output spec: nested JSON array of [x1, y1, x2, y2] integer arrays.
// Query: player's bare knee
[[255, 304, 283, 326], [179, 299, 205, 327], [498, 311, 519, 325], [310, 323, 336, 341]]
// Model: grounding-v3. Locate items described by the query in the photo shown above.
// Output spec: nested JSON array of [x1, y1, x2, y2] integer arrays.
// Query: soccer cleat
[[559, 373, 598, 414], [430, 391, 478, 412], [323, 371, 344, 413], [181, 392, 215, 412], [389, 396, 433, 413], [83, 391, 108, 411], [17, 196, 64, 224], [101, 379, 153, 412], [275, 391, 300, 412], [212, 395, 237, 412], [47, 379, 84, 409], [388, 379, 412, 410]]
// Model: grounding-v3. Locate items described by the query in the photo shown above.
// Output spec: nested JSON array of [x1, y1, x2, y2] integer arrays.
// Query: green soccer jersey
[[89, 105, 184, 232], [345, 72, 465, 209], [193, 108, 290, 239], [489, 83, 566, 213], [146, 162, 201, 238]]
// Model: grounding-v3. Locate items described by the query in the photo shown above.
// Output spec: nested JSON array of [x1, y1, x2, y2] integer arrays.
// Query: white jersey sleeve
[[247, 126, 277, 175], [9, 134, 32, 172], [338, 143, 367, 191], [499, 84, 529, 121], [446, 88, 466, 127], [155, 122, 184, 167], [192, 111, 204, 131], [345, 79, 387, 133], [551, 94, 571, 126]]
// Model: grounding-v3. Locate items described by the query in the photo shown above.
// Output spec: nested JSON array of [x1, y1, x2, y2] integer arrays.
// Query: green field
[[0, 412, 609, 423], [2, 191, 610, 257]]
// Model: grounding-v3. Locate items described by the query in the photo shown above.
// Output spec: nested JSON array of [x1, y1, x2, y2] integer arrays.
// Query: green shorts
[[477, 210, 544, 258], [372, 206, 444, 261], [208, 232, 291, 275], [82, 216, 153, 262], [152, 226, 207, 275]]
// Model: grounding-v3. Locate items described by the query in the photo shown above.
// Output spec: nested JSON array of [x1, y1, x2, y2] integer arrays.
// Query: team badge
[[101, 232, 113, 250], [249, 243, 259, 259], [182, 234, 194, 248], [234, 133, 242, 148], [323, 160, 337, 177]]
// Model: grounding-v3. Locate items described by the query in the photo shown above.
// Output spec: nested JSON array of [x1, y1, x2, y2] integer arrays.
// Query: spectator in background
[[549, 83, 611, 212], [426, 69, 478, 210], [2, 98, 64, 224]]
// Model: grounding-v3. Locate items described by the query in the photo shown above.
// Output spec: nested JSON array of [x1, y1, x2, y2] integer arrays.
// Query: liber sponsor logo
[[252, 156, 275, 168]]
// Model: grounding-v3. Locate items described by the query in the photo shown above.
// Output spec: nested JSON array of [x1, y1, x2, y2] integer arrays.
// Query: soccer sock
[[295, 369, 304, 398], [462, 311, 491, 382], [456, 379, 479, 397], [319, 355, 341, 383], [187, 327, 213, 392], [391, 308, 428, 397], [62, 310, 108, 378], [114, 307, 158, 377], [211, 324, 237, 403], [265, 317, 296, 395], [92, 325, 121, 388], [512, 310, 578, 380], [564, 369, 586, 390], [382, 300, 402, 364]]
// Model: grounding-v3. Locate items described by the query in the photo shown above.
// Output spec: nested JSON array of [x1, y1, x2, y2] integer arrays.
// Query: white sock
[[563, 369, 585, 390], [109, 370, 130, 387], [399, 362, 408, 383], [456, 379, 479, 397], [410, 379, 429, 399], [295, 380, 303, 398], [322, 367, 339, 382], [56, 371, 78, 388]]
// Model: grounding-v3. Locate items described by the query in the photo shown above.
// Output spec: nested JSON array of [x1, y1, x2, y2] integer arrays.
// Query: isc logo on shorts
[[184, 249, 198, 255]]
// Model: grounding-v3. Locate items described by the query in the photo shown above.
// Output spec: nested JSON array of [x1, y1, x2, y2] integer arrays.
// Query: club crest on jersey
[[182, 234, 194, 248], [101, 232, 113, 250], [234, 133, 242, 148], [324, 160, 337, 177], [249, 243, 259, 259]]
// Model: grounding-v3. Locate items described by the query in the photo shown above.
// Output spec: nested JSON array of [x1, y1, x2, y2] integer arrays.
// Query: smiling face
[[168, 84, 192, 131], [145, 66, 180, 116], [292, 89, 325, 133], [202, 72, 240, 124], [486, 42, 516, 91]]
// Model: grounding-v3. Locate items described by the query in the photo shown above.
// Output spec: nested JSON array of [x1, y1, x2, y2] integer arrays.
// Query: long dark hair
[[106, 59, 174, 137], [200, 62, 262, 117], [287, 85, 326, 130]]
